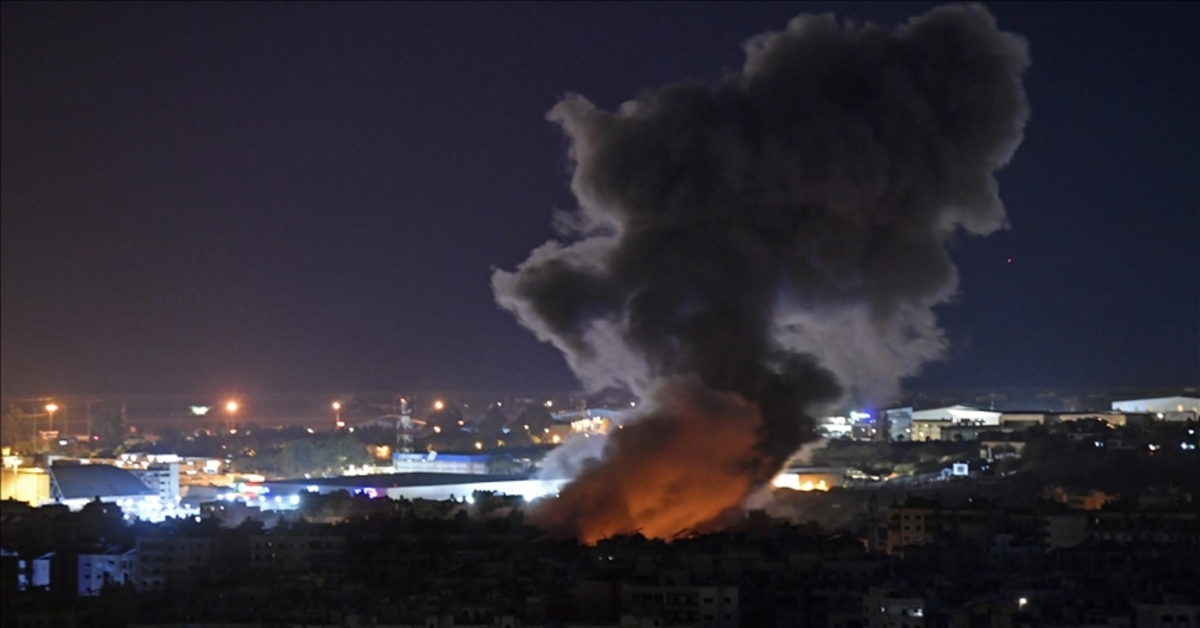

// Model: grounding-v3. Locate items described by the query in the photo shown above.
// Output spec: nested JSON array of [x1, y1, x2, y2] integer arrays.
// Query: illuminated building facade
[[392, 451, 490, 474], [1111, 396, 1199, 422], [771, 467, 843, 492]]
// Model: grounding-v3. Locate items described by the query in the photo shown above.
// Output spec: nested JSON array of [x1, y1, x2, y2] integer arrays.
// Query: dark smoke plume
[[493, 4, 1029, 542]]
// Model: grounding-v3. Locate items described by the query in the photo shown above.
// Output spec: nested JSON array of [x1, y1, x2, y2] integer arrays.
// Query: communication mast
[[396, 396, 414, 453]]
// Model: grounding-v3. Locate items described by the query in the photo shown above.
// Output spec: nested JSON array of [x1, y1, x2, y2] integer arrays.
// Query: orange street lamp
[[433, 400, 445, 411], [225, 401, 238, 433], [47, 404, 59, 451], [332, 401, 344, 429]]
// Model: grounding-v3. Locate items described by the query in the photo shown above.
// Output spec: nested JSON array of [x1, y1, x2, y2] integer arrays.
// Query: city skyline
[[2, 6, 1198, 625]]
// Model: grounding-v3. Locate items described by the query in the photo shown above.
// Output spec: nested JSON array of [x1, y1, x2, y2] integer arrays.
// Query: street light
[[44, 404, 59, 452], [433, 400, 445, 411], [225, 401, 238, 433], [332, 401, 344, 429]]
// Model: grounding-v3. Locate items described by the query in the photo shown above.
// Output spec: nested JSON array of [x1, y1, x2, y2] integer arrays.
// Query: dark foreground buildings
[[1, 481, 1197, 628]]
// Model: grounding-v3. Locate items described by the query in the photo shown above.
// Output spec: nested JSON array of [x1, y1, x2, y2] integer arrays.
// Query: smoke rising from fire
[[493, 4, 1029, 542]]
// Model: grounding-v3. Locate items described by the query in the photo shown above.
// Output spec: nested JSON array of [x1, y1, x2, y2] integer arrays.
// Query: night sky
[[2, 2, 1196, 397]]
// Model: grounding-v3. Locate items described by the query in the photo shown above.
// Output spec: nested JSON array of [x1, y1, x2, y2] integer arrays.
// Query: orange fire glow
[[530, 382, 778, 544]]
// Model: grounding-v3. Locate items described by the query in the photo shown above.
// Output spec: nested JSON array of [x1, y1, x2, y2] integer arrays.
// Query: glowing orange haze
[[530, 382, 778, 544]]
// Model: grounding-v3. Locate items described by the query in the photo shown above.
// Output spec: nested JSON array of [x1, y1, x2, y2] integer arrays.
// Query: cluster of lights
[[570, 416, 609, 434], [771, 473, 833, 492], [218, 485, 303, 510], [112, 495, 197, 523], [332, 401, 344, 429]]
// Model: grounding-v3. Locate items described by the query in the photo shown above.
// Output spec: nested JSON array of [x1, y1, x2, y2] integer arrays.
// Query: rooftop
[[263, 472, 533, 489], [49, 463, 155, 500]]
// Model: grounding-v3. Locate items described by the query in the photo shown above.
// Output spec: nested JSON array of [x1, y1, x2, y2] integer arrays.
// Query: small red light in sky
[[1006, 257, 1013, 264]]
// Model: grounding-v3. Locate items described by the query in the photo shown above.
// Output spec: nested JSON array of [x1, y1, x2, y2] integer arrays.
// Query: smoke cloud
[[493, 4, 1029, 542]]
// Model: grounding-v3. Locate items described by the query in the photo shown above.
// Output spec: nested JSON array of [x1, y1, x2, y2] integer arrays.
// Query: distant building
[[909, 405, 1002, 441], [77, 550, 135, 596], [816, 411, 879, 440], [864, 586, 928, 628], [554, 408, 625, 435], [0, 467, 51, 505], [938, 424, 994, 442], [620, 582, 739, 628], [393, 451, 491, 475], [1000, 412, 1051, 428], [1043, 512, 1089, 549], [1042, 486, 1117, 511], [127, 462, 179, 504], [817, 415, 854, 439], [911, 419, 948, 442], [135, 536, 213, 592], [1112, 396, 1199, 422], [249, 533, 346, 581], [1058, 412, 1142, 427], [1136, 603, 1200, 628], [886, 497, 1008, 555], [885, 407, 913, 441], [771, 467, 844, 492], [913, 405, 1001, 426], [47, 463, 156, 511], [261, 471, 565, 503]]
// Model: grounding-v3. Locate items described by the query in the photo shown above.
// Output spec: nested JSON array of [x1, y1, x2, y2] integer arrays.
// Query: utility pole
[[397, 397, 413, 453]]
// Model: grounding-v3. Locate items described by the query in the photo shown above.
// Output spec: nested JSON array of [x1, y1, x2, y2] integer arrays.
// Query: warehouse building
[[1111, 396, 1199, 422]]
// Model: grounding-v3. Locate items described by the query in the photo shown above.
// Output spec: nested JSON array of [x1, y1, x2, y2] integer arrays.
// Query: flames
[[530, 382, 778, 544], [770, 474, 832, 492]]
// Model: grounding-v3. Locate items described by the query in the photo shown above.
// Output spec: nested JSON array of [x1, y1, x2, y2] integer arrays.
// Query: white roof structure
[[911, 405, 1002, 426], [1111, 396, 1199, 420]]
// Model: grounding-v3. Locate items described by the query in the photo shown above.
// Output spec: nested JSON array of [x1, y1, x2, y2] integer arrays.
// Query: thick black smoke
[[493, 4, 1029, 541]]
